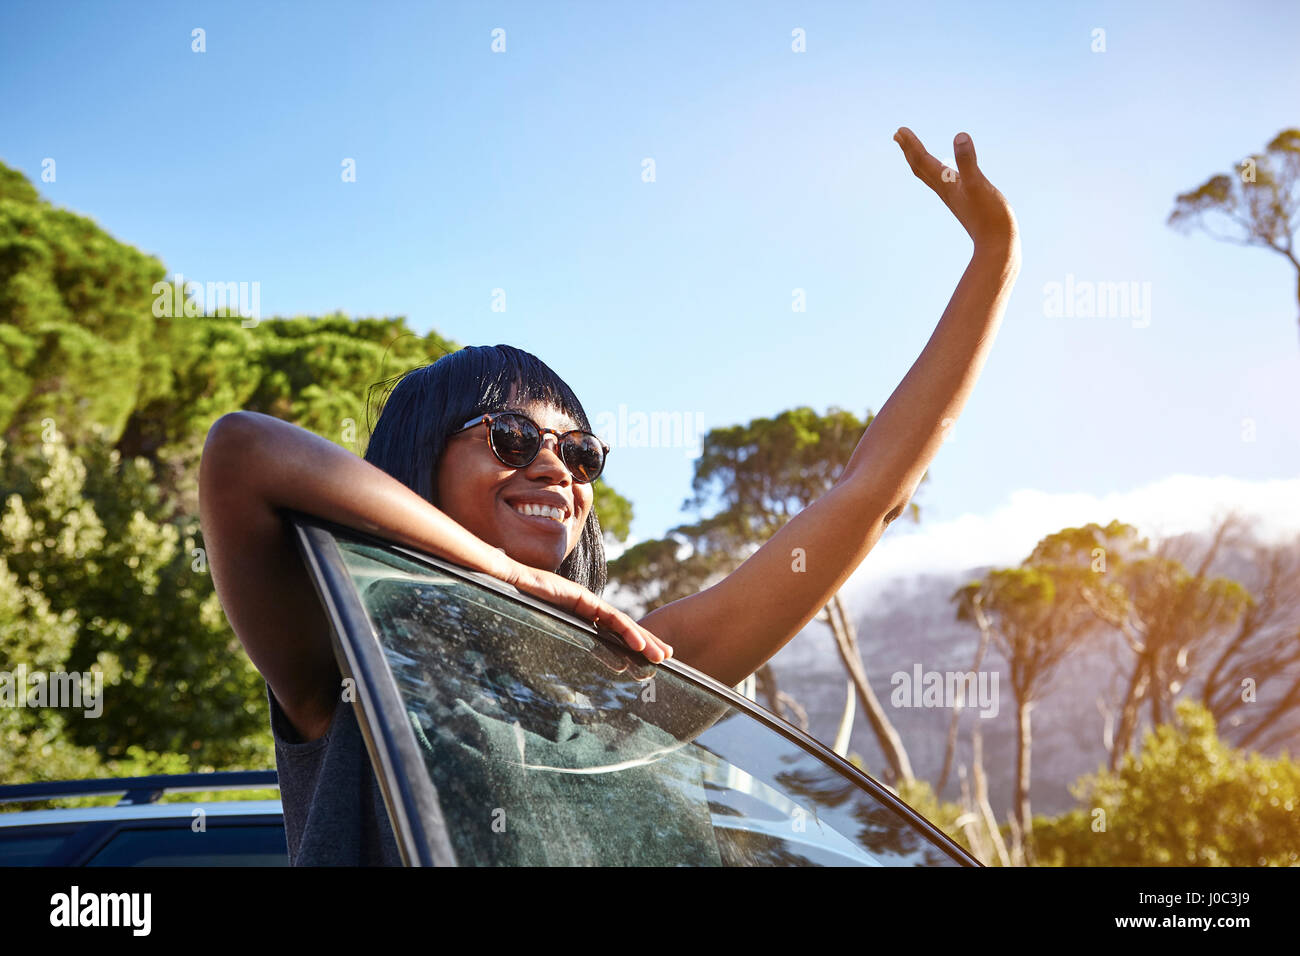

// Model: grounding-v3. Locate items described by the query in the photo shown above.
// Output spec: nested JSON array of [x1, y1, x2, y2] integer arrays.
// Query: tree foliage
[[951, 540, 1100, 862], [1168, 127, 1300, 337], [1035, 699, 1300, 866], [0, 160, 635, 787]]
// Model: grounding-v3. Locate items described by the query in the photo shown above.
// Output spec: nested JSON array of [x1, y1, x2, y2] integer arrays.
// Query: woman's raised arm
[[640, 128, 1021, 687]]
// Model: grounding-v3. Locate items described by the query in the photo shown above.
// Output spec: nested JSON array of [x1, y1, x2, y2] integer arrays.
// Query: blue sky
[[3, 0, 1299, 548]]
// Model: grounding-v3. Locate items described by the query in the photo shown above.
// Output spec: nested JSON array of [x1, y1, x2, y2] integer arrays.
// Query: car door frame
[[289, 511, 458, 867], [286, 508, 981, 868]]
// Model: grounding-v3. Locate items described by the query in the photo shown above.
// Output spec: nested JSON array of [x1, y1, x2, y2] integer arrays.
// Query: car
[[1, 511, 979, 867], [0, 771, 287, 865]]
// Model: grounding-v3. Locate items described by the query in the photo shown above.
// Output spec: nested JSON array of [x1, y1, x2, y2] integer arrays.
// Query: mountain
[[767, 526, 1300, 819]]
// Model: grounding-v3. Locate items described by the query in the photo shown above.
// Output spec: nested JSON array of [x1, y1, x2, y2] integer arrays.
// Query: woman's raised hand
[[503, 561, 674, 664], [893, 127, 1020, 255]]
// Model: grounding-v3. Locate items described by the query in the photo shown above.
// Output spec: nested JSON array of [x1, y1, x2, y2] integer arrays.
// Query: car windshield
[[337, 536, 962, 866]]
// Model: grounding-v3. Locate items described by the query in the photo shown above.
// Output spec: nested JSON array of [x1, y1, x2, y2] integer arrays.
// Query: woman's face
[[436, 396, 595, 572]]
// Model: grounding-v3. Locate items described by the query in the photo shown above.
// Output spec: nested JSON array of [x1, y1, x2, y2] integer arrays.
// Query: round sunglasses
[[448, 412, 610, 483]]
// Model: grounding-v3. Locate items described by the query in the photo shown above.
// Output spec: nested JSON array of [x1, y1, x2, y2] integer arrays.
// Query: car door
[[288, 510, 979, 867]]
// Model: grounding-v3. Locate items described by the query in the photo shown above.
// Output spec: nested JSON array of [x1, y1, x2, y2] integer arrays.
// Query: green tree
[[0, 159, 642, 785], [1034, 699, 1300, 866], [0, 162, 166, 451], [1168, 128, 1300, 340], [0, 429, 273, 774], [952, 561, 1095, 864], [1031, 519, 1252, 770]]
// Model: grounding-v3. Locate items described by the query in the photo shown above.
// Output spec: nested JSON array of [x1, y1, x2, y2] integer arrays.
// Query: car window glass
[[0, 831, 80, 866], [84, 825, 289, 866], [338, 537, 960, 867]]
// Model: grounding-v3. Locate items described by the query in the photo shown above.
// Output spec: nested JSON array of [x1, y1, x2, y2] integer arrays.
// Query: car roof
[[0, 800, 283, 828], [0, 770, 282, 830]]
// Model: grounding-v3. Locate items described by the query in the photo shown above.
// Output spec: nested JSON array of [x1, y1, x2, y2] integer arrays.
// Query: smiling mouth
[[505, 500, 568, 532]]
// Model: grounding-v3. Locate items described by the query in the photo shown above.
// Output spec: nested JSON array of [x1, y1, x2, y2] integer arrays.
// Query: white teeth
[[513, 503, 565, 522]]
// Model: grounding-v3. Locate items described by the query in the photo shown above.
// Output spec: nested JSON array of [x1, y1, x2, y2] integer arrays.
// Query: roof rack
[[0, 770, 279, 807]]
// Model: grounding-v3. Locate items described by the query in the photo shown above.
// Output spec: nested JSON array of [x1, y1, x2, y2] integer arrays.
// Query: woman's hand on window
[[502, 561, 674, 664]]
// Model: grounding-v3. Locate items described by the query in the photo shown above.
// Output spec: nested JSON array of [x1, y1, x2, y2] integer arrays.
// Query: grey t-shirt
[[267, 681, 402, 866]]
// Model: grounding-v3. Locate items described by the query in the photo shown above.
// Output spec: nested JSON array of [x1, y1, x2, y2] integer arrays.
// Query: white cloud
[[603, 536, 640, 563], [606, 474, 1300, 621], [841, 474, 1300, 607]]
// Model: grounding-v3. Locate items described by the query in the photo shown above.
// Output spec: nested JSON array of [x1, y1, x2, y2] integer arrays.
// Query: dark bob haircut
[[363, 344, 607, 595]]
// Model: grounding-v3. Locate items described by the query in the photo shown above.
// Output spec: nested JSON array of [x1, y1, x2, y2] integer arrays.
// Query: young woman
[[199, 127, 1021, 864]]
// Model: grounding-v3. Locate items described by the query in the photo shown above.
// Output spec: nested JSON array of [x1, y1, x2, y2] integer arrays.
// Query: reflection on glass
[[338, 538, 959, 867]]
